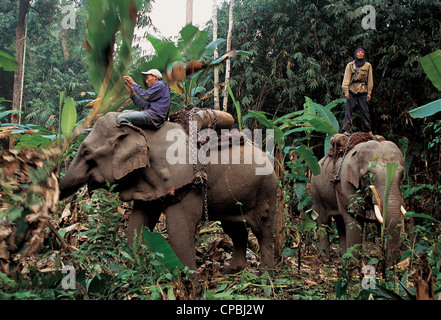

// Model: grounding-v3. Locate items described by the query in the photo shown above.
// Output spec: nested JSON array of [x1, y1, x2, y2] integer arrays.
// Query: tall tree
[[222, 0, 234, 111], [11, 0, 30, 127], [186, 0, 193, 25], [212, 0, 220, 110]]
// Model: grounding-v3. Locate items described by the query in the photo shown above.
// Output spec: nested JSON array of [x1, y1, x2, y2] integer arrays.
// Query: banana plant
[[130, 24, 250, 109], [85, 0, 140, 116], [243, 96, 345, 174], [409, 49, 441, 118]]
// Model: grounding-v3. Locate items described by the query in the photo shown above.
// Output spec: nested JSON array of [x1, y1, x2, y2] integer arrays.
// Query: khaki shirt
[[342, 61, 373, 95]]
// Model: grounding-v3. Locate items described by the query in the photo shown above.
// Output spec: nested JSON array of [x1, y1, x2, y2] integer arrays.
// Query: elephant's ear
[[346, 151, 360, 189], [112, 127, 150, 180]]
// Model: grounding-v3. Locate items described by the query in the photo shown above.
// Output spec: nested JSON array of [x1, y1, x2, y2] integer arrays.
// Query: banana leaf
[[408, 98, 441, 118], [61, 97, 77, 138], [420, 49, 441, 91], [409, 50, 441, 118], [143, 228, 184, 278], [178, 24, 208, 60], [85, 0, 139, 114], [381, 162, 398, 236], [0, 50, 18, 72]]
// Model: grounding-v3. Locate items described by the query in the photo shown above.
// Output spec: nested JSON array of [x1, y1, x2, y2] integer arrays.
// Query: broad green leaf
[[420, 49, 441, 91], [143, 228, 184, 278], [294, 144, 321, 175], [297, 213, 316, 232], [382, 162, 398, 233], [178, 24, 208, 60], [408, 98, 441, 118], [307, 117, 338, 135], [244, 110, 285, 149], [314, 103, 339, 132], [85, 0, 139, 113], [61, 98, 77, 138], [16, 134, 54, 149], [202, 38, 226, 59], [0, 50, 18, 72], [405, 211, 441, 224], [325, 98, 346, 110]]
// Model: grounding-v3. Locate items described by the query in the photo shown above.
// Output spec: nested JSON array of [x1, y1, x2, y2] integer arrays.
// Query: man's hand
[[367, 94, 371, 102], [123, 75, 135, 85], [345, 93, 350, 100], [124, 82, 134, 95]]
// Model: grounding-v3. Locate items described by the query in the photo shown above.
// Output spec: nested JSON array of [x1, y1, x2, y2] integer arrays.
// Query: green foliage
[[130, 24, 249, 110], [419, 49, 441, 92], [60, 97, 77, 139], [0, 49, 18, 71], [381, 162, 399, 239], [142, 228, 184, 279], [86, 0, 139, 114], [409, 50, 441, 118], [64, 188, 190, 299]]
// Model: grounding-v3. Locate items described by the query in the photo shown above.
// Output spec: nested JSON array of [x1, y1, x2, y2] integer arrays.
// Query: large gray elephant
[[311, 134, 405, 265], [59, 112, 277, 272]]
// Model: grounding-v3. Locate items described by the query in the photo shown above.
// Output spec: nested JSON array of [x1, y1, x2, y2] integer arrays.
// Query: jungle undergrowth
[[2, 184, 441, 300]]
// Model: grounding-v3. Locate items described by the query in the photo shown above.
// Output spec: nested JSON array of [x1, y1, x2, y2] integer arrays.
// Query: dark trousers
[[117, 110, 156, 128], [342, 92, 371, 132]]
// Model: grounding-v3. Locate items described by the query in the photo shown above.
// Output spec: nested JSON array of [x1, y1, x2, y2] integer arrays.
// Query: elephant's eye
[[81, 148, 90, 157]]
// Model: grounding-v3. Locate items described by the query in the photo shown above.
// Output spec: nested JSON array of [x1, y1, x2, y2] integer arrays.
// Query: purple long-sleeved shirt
[[130, 80, 171, 128]]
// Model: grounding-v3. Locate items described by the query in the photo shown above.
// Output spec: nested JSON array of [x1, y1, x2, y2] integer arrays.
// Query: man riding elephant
[[118, 69, 171, 129]]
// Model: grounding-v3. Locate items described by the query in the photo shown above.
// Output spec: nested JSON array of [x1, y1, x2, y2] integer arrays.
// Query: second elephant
[[311, 134, 405, 264]]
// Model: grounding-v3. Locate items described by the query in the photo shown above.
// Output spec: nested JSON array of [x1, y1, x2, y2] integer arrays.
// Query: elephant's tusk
[[374, 205, 384, 224], [369, 185, 381, 206], [401, 205, 407, 216]]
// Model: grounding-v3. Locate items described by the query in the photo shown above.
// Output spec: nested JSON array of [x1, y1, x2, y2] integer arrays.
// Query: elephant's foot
[[222, 263, 245, 275]]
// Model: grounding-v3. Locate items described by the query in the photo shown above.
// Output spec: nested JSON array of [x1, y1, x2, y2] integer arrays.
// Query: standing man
[[118, 69, 171, 129], [341, 47, 374, 135]]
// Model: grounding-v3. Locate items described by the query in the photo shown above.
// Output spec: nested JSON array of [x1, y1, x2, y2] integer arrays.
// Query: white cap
[[141, 69, 162, 79]]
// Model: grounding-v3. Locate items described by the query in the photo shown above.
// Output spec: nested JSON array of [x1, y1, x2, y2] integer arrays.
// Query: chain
[[188, 106, 216, 222], [333, 132, 357, 181]]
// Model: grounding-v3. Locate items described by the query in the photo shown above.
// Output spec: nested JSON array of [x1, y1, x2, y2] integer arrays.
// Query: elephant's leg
[[164, 192, 202, 270], [221, 220, 248, 273], [127, 200, 162, 247], [343, 215, 363, 253], [246, 214, 275, 269], [316, 214, 331, 259]]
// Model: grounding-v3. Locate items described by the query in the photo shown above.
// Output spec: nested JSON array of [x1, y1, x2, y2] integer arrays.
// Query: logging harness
[[188, 105, 218, 222], [329, 132, 379, 224]]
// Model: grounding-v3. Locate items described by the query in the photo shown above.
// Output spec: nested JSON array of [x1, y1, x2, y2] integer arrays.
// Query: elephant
[[311, 134, 405, 265], [59, 112, 278, 272]]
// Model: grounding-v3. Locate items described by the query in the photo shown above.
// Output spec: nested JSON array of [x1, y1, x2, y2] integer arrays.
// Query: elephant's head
[[59, 112, 150, 199], [344, 139, 405, 262]]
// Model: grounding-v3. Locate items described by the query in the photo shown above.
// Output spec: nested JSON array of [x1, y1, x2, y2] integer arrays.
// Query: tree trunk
[[61, 29, 69, 59], [186, 0, 193, 25], [222, 0, 234, 112], [11, 0, 30, 125], [212, 0, 220, 110], [10, 0, 30, 149]]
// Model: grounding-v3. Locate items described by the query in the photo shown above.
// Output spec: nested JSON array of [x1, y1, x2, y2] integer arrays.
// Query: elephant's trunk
[[59, 156, 90, 200], [377, 185, 403, 263]]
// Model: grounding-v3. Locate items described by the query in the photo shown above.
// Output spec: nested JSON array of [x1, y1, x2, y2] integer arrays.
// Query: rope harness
[[328, 132, 381, 224], [188, 106, 218, 222]]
